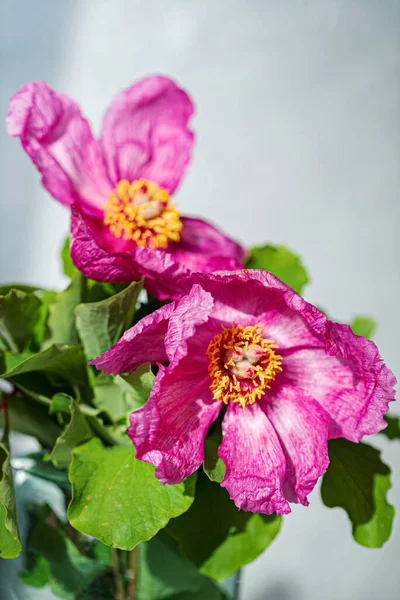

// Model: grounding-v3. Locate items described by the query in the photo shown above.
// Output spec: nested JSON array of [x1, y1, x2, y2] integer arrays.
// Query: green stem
[[127, 547, 138, 599], [112, 548, 124, 600]]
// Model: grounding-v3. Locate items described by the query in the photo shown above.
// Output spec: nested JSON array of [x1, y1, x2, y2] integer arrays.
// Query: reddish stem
[[0, 394, 10, 429]]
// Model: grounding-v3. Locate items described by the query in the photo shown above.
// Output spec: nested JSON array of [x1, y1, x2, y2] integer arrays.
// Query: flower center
[[103, 179, 182, 249], [206, 323, 283, 408]]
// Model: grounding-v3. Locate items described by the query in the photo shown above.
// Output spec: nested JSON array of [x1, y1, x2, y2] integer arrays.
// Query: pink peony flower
[[6, 77, 246, 299], [91, 271, 396, 515]]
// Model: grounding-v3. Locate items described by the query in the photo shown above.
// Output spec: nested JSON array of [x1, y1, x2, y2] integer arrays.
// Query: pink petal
[[70, 207, 142, 282], [282, 322, 396, 441], [7, 81, 111, 217], [177, 271, 395, 443], [129, 362, 221, 483], [180, 270, 325, 348], [129, 245, 188, 301], [179, 218, 247, 259], [219, 402, 290, 515], [70, 207, 190, 297], [169, 217, 246, 275], [265, 385, 330, 505], [91, 284, 213, 374], [173, 253, 245, 275], [101, 75, 194, 193]]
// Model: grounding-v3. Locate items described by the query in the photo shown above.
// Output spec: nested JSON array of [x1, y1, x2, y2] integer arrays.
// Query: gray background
[[0, 1, 399, 598]]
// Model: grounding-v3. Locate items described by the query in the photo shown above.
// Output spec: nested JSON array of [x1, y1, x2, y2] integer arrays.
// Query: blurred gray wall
[[1, 1, 399, 598]]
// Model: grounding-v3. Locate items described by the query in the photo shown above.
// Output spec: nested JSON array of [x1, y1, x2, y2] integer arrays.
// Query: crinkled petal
[[101, 75, 194, 193], [130, 245, 188, 301], [91, 284, 213, 374], [281, 322, 396, 441], [70, 207, 189, 297], [169, 252, 245, 279], [70, 207, 142, 282], [134, 216, 248, 299], [170, 217, 246, 275], [7, 81, 111, 217], [264, 385, 330, 505], [178, 271, 395, 443], [219, 402, 290, 515], [170, 217, 247, 272], [70, 211, 248, 300], [180, 270, 325, 348], [129, 362, 221, 483]]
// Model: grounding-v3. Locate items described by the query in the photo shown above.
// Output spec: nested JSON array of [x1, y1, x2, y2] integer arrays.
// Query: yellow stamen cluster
[[103, 179, 182, 249], [206, 323, 283, 408]]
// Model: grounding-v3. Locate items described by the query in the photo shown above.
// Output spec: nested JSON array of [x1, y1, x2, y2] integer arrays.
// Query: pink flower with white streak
[[91, 270, 396, 515], [6, 76, 246, 299]]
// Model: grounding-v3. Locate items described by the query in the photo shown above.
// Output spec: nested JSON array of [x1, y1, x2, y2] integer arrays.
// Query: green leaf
[[1, 396, 61, 449], [46, 394, 92, 469], [245, 244, 309, 294], [0, 289, 43, 352], [93, 540, 112, 567], [321, 439, 395, 548], [34, 289, 58, 346], [50, 392, 72, 417], [0, 426, 22, 558], [381, 414, 400, 440], [21, 555, 51, 588], [83, 415, 133, 447], [75, 279, 143, 361], [11, 452, 70, 491], [350, 316, 377, 339], [93, 364, 155, 422], [61, 235, 78, 279], [168, 472, 281, 583], [68, 438, 196, 550], [2, 351, 34, 372], [45, 274, 85, 346], [137, 534, 227, 600], [203, 427, 225, 483], [4, 369, 63, 412], [27, 518, 105, 597], [85, 280, 122, 303], [1, 344, 90, 396], [0, 283, 44, 295]]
